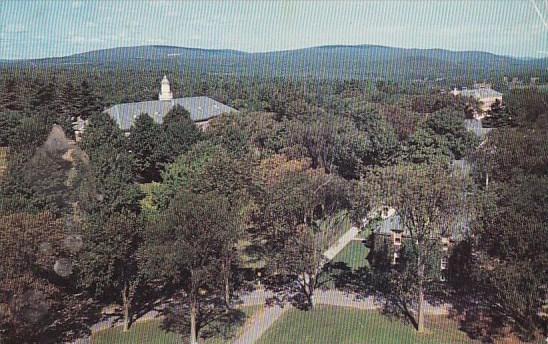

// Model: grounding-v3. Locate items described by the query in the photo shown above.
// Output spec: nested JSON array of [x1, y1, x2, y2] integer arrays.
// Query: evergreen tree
[[74, 80, 102, 120], [77, 112, 142, 215], [128, 113, 167, 182], [77, 211, 143, 332], [161, 105, 202, 161], [0, 78, 24, 111]]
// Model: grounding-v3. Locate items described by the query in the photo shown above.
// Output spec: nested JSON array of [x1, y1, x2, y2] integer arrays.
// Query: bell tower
[[159, 75, 173, 101]]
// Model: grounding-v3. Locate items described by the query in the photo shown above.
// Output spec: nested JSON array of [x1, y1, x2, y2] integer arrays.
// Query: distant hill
[[2, 44, 547, 81]]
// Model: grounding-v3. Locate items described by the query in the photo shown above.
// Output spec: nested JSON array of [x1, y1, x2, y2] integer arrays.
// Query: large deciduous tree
[[364, 163, 470, 332], [77, 112, 142, 215], [142, 191, 240, 344], [0, 212, 67, 343], [467, 126, 548, 340], [77, 212, 142, 332], [256, 157, 351, 309]]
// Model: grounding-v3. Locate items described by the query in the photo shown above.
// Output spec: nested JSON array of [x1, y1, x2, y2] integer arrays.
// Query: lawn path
[[232, 226, 360, 344]]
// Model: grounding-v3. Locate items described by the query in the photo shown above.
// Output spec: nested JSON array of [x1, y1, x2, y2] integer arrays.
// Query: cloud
[[4, 24, 27, 34]]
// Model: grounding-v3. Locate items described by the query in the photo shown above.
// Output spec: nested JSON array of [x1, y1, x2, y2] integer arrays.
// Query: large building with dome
[[103, 76, 238, 132]]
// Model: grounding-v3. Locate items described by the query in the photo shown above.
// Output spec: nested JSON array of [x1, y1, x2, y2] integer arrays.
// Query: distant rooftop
[[459, 88, 503, 99], [104, 76, 238, 131], [375, 213, 470, 241], [104, 96, 238, 131]]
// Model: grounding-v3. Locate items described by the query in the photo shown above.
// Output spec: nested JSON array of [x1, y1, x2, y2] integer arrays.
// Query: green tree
[[155, 141, 250, 210], [128, 113, 167, 182], [0, 112, 21, 146], [257, 165, 351, 309], [0, 212, 67, 344], [364, 163, 470, 332], [141, 191, 238, 344], [0, 78, 24, 112], [161, 105, 202, 161], [77, 112, 141, 215], [467, 126, 548, 339], [77, 212, 142, 332], [425, 110, 478, 159]]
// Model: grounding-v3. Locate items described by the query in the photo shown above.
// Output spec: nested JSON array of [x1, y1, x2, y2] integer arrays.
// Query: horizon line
[[2, 43, 544, 62]]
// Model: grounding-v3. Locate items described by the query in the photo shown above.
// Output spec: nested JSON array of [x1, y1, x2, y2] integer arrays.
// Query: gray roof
[[104, 96, 238, 131], [465, 119, 492, 139], [375, 214, 470, 241], [460, 88, 502, 100], [377, 215, 404, 235]]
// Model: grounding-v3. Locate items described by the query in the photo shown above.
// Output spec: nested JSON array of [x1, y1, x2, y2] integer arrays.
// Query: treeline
[[0, 69, 546, 343]]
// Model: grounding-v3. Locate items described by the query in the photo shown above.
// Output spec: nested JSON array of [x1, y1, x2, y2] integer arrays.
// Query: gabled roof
[[104, 96, 238, 131], [375, 213, 470, 241]]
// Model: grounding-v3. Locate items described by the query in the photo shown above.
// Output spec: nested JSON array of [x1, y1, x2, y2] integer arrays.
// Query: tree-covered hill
[[2, 44, 546, 83]]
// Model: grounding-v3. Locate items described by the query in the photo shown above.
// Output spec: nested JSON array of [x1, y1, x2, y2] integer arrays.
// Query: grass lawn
[[256, 305, 476, 344], [92, 305, 261, 344], [332, 240, 370, 270]]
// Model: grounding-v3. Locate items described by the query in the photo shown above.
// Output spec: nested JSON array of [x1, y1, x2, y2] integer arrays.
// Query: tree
[[128, 113, 167, 182], [425, 110, 479, 159], [364, 163, 470, 332], [284, 114, 370, 178], [77, 212, 142, 332], [351, 109, 400, 166], [154, 142, 250, 211], [161, 105, 202, 161], [0, 212, 67, 343], [256, 161, 351, 309], [74, 80, 102, 120], [404, 128, 452, 164], [466, 126, 548, 340], [141, 191, 239, 344], [0, 123, 75, 216], [77, 112, 142, 215], [0, 78, 24, 112], [0, 112, 21, 146]]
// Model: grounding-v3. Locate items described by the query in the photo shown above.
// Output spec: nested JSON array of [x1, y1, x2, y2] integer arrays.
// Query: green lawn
[[257, 305, 476, 344], [92, 305, 261, 344], [332, 240, 370, 270]]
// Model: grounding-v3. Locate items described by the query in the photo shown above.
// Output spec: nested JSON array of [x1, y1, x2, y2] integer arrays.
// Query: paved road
[[232, 303, 290, 344]]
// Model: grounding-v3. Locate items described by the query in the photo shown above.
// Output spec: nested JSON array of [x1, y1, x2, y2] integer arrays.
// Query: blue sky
[[0, 0, 546, 59]]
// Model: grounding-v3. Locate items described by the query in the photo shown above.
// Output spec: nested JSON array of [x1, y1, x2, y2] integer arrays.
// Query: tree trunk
[[224, 273, 231, 309], [223, 260, 231, 309], [122, 284, 131, 332], [303, 272, 314, 310], [416, 252, 425, 333], [190, 298, 198, 344]]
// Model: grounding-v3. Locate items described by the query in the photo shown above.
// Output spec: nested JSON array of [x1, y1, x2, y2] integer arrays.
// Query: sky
[[0, 0, 547, 60]]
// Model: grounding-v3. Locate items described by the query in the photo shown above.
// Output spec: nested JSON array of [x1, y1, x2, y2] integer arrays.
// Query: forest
[[0, 65, 547, 343]]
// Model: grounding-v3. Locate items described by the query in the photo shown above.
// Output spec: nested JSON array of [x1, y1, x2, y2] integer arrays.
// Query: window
[[393, 252, 400, 265], [441, 257, 448, 270]]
